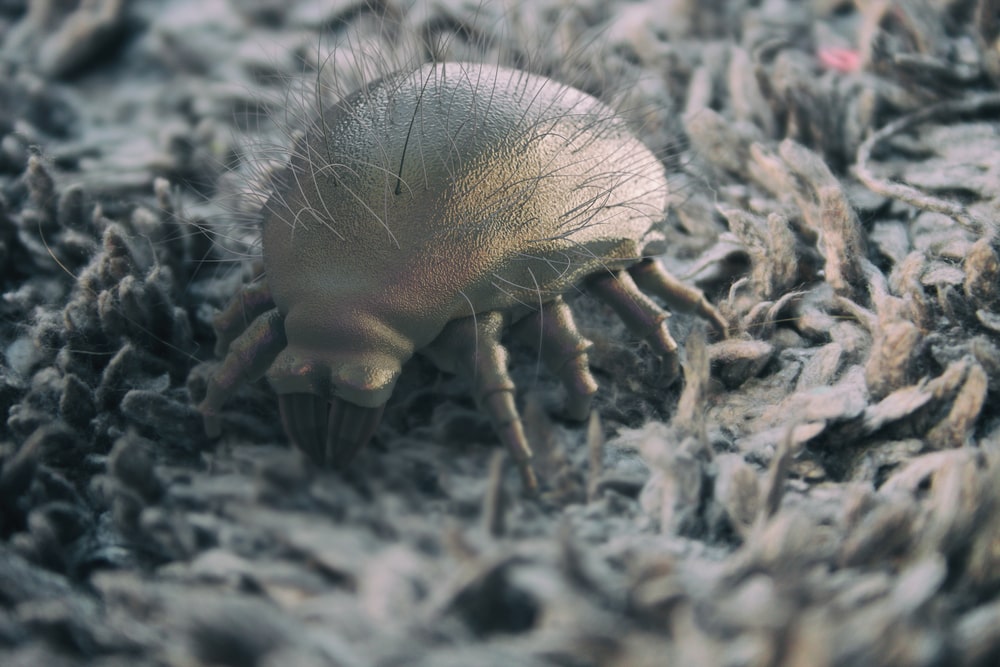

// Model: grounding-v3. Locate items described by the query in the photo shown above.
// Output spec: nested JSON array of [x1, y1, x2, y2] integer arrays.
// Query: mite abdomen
[[262, 62, 668, 325]]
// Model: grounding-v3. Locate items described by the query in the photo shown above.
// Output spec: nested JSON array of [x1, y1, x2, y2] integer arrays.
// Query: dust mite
[[197, 61, 728, 491]]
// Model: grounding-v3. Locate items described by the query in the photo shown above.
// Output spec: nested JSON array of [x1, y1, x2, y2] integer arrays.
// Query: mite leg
[[586, 269, 681, 380], [212, 280, 276, 356], [629, 259, 729, 338], [198, 308, 286, 436], [510, 296, 598, 421], [424, 311, 538, 492]]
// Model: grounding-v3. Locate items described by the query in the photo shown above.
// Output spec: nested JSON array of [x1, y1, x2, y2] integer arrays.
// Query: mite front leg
[[198, 308, 286, 436], [424, 311, 538, 492], [211, 280, 276, 356], [629, 259, 729, 338], [510, 296, 598, 421], [586, 269, 681, 380]]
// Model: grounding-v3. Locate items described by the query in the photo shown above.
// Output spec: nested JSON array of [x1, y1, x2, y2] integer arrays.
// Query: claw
[[277, 393, 384, 468]]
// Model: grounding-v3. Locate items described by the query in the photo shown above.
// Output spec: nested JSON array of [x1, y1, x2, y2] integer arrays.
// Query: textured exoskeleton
[[198, 62, 727, 490]]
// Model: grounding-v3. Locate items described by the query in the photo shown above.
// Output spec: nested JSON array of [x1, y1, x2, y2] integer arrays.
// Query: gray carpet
[[2, 1, 1000, 665]]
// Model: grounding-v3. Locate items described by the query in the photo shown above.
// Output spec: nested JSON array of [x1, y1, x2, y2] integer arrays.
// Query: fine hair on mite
[[195, 0, 728, 491]]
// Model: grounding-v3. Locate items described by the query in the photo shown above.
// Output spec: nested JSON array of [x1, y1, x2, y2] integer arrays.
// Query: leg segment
[[198, 308, 286, 436], [587, 269, 681, 380], [212, 280, 276, 356], [424, 311, 538, 491], [510, 296, 598, 421], [629, 259, 729, 338]]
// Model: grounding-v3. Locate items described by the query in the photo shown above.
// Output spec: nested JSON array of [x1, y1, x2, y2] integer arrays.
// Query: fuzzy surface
[[2, 1, 1000, 666]]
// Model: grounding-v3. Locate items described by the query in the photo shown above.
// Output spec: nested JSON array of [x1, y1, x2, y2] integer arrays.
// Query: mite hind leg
[[211, 280, 276, 356], [423, 311, 538, 492], [510, 296, 598, 421], [629, 259, 729, 338], [586, 269, 681, 380]]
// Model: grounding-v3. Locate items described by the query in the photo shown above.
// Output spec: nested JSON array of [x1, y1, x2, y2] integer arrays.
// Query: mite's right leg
[[198, 308, 286, 437], [211, 280, 276, 356]]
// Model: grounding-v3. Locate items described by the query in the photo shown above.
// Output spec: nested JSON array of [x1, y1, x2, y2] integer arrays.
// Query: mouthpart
[[277, 393, 386, 468]]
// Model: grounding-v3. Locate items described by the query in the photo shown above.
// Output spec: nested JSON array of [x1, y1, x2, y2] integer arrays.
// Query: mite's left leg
[[629, 259, 729, 338], [423, 311, 538, 491], [586, 269, 681, 380], [510, 296, 598, 421]]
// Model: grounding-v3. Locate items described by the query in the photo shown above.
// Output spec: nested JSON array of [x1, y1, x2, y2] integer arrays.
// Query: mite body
[[198, 61, 726, 490]]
